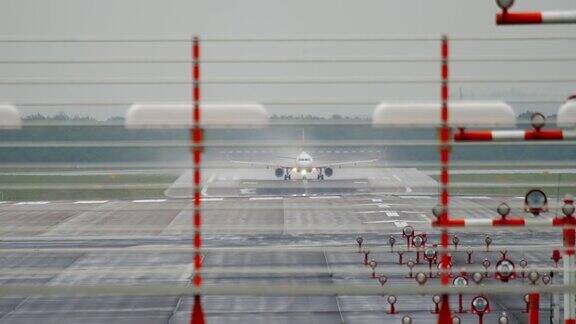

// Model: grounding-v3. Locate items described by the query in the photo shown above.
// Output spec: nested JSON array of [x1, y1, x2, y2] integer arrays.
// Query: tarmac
[[0, 161, 567, 323]]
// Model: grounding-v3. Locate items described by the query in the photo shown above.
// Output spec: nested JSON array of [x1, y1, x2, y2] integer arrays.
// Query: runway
[[0, 167, 566, 323], [165, 167, 437, 198]]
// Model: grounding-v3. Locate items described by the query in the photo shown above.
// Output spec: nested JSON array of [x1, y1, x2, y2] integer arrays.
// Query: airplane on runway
[[232, 151, 378, 180]]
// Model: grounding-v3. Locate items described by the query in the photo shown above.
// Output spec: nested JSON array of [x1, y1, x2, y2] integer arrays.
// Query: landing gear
[[284, 169, 291, 180], [317, 174, 324, 180]]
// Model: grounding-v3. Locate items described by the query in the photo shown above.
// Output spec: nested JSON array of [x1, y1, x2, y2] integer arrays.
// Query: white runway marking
[[392, 175, 413, 193], [394, 221, 409, 227], [358, 202, 407, 207], [132, 199, 167, 203], [356, 210, 387, 214], [385, 210, 400, 217], [401, 211, 425, 214], [371, 199, 382, 202], [309, 196, 341, 199], [354, 181, 368, 184], [15, 201, 50, 205], [243, 181, 258, 185], [460, 196, 491, 200], [74, 200, 108, 204], [201, 174, 216, 196], [399, 196, 432, 199], [364, 220, 429, 225], [202, 198, 224, 201], [249, 197, 283, 201], [0, 201, 9, 204]]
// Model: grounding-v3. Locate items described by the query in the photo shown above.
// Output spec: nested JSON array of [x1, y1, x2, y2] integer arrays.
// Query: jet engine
[[275, 168, 285, 178], [324, 167, 333, 177]]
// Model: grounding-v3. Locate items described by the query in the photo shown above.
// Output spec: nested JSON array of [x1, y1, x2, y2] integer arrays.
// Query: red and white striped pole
[[528, 293, 540, 324], [190, 35, 205, 324], [434, 218, 575, 228], [556, 200, 576, 324], [455, 129, 576, 142], [497, 11, 576, 25], [437, 34, 454, 324]]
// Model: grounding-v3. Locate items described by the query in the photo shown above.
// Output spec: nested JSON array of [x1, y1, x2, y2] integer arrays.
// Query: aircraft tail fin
[[299, 128, 306, 152]]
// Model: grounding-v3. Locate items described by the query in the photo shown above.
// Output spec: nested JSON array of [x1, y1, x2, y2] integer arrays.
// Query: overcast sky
[[1, 0, 575, 119]]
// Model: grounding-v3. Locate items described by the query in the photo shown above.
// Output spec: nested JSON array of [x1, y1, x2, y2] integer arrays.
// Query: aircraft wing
[[319, 158, 379, 168], [230, 160, 288, 169]]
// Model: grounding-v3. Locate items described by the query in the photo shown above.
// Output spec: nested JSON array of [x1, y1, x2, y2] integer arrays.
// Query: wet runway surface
[[0, 167, 566, 323]]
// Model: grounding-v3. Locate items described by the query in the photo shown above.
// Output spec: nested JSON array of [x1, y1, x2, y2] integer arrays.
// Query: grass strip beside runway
[[0, 174, 177, 201]]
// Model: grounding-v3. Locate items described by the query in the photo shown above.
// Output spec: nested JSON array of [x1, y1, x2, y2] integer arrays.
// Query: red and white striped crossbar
[[454, 129, 576, 141], [497, 11, 576, 25], [433, 217, 576, 228]]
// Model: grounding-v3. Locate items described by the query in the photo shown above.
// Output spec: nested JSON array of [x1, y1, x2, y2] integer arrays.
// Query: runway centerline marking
[[202, 198, 224, 201], [371, 199, 382, 202], [133, 199, 167, 203]]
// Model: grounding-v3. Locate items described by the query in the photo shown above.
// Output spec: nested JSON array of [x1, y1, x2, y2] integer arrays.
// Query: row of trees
[[23, 111, 555, 122], [0, 112, 569, 163]]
